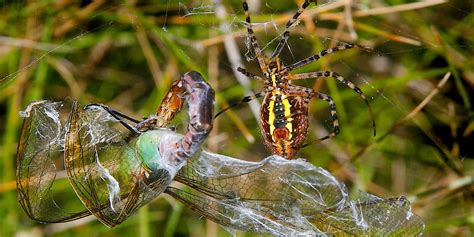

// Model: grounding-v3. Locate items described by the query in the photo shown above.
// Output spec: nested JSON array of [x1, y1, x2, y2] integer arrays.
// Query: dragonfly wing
[[174, 151, 425, 235], [16, 101, 92, 223], [309, 195, 425, 236], [64, 102, 170, 227], [165, 187, 310, 235], [174, 151, 346, 235]]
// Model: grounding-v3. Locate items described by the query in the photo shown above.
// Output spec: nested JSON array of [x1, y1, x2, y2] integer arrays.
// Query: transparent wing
[[310, 194, 424, 236], [64, 102, 172, 227], [169, 150, 425, 235], [166, 186, 307, 235], [16, 101, 91, 223], [17, 101, 424, 235]]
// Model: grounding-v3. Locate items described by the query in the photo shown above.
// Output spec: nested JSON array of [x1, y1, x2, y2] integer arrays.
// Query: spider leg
[[242, 0, 267, 72], [271, 0, 316, 58], [301, 92, 340, 147], [289, 71, 376, 136], [286, 85, 340, 144], [285, 43, 377, 71], [237, 67, 262, 81], [215, 91, 265, 118]]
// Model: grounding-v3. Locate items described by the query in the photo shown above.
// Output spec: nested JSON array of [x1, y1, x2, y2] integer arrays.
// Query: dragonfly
[[17, 71, 424, 235]]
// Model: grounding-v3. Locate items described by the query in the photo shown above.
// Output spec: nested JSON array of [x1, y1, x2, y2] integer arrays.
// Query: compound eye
[[263, 72, 270, 78]]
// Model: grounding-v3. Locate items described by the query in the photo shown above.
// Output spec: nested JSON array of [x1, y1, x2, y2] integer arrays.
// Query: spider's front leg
[[242, 0, 267, 72]]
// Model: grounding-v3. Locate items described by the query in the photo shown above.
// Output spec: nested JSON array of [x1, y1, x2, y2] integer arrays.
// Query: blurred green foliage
[[0, 0, 473, 236]]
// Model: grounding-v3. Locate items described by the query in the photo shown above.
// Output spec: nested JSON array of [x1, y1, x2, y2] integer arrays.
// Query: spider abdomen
[[260, 93, 309, 159]]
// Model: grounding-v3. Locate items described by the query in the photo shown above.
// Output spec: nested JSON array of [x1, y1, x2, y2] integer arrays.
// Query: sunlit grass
[[1, 0, 473, 236]]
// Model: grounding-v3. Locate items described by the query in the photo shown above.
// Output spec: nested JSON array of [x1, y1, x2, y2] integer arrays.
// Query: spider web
[[2, 0, 473, 236], [17, 100, 425, 235], [173, 0, 473, 157], [0, 0, 467, 113]]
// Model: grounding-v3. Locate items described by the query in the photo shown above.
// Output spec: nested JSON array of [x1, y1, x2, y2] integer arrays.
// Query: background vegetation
[[0, 0, 473, 236]]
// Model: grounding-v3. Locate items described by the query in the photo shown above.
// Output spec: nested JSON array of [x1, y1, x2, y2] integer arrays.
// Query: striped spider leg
[[242, 0, 316, 70], [242, 0, 267, 72], [284, 43, 378, 72], [285, 84, 341, 143], [271, 0, 317, 58], [217, 0, 375, 159], [287, 70, 376, 137]]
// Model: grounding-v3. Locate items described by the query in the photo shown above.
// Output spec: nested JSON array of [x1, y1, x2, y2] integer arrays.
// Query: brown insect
[[216, 0, 376, 159], [16, 71, 215, 227]]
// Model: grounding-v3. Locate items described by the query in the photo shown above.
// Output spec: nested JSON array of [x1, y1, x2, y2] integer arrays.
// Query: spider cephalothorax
[[218, 0, 376, 159]]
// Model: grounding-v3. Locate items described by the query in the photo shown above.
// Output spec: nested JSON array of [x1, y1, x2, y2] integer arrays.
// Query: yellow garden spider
[[217, 0, 376, 159]]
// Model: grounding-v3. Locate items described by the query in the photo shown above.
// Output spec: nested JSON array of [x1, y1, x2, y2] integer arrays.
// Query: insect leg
[[237, 67, 262, 81], [285, 43, 377, 71], [286, 85, 339, 144], [288, 71, 376, 136], [84, 104, 141, 123], [271, 0, 316, 58], [242, 0, 267, 72], [83, 103, 141, 134], [214, 91, 265, 118], [301, 92, 340, 147]]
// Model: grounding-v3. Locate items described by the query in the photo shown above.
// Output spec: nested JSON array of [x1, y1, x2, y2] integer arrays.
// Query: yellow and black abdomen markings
[[260, 92, 310, 158], [268, 94, 293, 140]]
